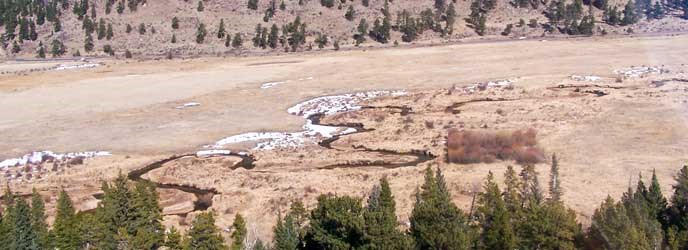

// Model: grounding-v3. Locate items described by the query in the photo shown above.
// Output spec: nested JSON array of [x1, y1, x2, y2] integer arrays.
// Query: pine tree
[[29, 20, 37, 41], [98, 18, 106, 40], [446, 3, 457, 34], [172, 34, 177, 43], [304, 195, 366, 249], [217, 19, 226, 38], [138, 23, 146, 34], [54, 18, 62, 32], [549, 153, 562, 202], [273, 213, 300, 250], [231, 213, 247, 250], [37, 44, 46, 58], [11, 41, 21, 54], [94, 174, 133, 249], [280, 0, 286, 10], [622, 0, 638, 25], [84, 33, 94, 52], [172, 17, 180, 29], [268, 24, 279, 48], [196, 23, 207, 44], [409, 167, 474, 249], [185, 212, 228, 250], [30, 189, 49, 249], [12, 198, 39, 250], [362, 177, 412, 249], [52, 189, 80, 249], [669, 166, 688, 231], [646, 169, 667, 221], [130, 181, 164, 249], [19, 17, 29, 41], [248, 0, 259, 10], [476, 172, 517, 249], [503, 165, 522, 214], [197, 1, 204, 11], [165, 227, 183, 250], [520, 165, 544, 208], [126, 23, 132, 33], [106, 23, 114, 40], [231, 33, 243, 48], [51, 39, 66, 57], [345, 5, 355, 21]]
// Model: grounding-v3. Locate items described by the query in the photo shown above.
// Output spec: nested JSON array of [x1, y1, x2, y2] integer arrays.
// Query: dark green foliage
[[138, 23, 146, 35], [549, 153, 562, 202], [435, 0, 447, 12], [12, 198, 39, 249], [362, 0, 369, 7], [54, 18, 62, 32], [647, 169, 668, 221], [345, 5, 355, 21], [126, 23, 132, 33], [248, 0, 259, 10], [117, 0, 125, 14], [165, 227, 183, 250], [197, 1, 204, 12], [354, 18, 368, 45], [125, 49, 132, 58], [476, 172, 517, 249], [52, 189, 81, 249], [106, 23, 114, 40], [218, 19, 226, 38], [172, 34, 177, 43], [186, 212, 228, 250], [84, 33, 94, 52], [398, 10, 419, 42], [172, 17, 180, 29], [315, 33, 328, 49], [369, 17, 391, 43], [37, 43, 46, 58], [231, 33, 243, 48], [11, 41, 21, 53], [28, 20, 37, 41], [268, 24, 279, 48], [362, 177, 412, 249], [445, 3, 457, 34], [196, 23, 207, 44], [410, 167, 474, 249], [98, 18, 106, 40], [622, 0, 639, 25], [18, 17, 29, 41], [231, 214, 247, 250], [273, 203, 303, 250], [304, 195, 366, 249], [468, 0, 488, 36], [321, 0, 335, 8], [280, 0, 286, 10], [30, 189, 48, 249]]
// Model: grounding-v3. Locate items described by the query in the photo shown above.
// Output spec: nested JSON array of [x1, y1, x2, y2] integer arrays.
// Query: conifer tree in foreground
[[409, 167, 474, 249], [231, 213, 247, 250], [363, 177, 412, 249], [52, 189, 80, 249], [185, 212, 228, 250], [476, 171, 517, 249]]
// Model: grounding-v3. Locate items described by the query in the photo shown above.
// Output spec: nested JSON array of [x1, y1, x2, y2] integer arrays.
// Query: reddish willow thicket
[[447, 128, 545, 165]]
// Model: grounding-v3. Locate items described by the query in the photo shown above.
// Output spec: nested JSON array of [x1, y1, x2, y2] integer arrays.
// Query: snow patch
[[614, 66, 664, 78], [461, 79, 516, 93], [210, 90, 406, 150], [261, 81, 288, 89], [0, 151, 111, 169], [196, 150, 232, 157], [571, 75, 602, 82], [175, 102, 200, 109], [54, 63, 100, 71]]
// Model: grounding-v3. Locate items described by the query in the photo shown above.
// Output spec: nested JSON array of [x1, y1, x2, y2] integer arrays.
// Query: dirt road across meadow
[[1, 34, 688, 159]]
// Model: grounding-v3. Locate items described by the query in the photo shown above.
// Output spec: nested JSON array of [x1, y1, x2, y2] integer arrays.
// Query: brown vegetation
[[447, 128, 545, 165]]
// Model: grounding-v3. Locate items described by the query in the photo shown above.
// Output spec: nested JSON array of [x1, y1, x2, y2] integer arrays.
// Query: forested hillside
[[1, 0, 687, 58]]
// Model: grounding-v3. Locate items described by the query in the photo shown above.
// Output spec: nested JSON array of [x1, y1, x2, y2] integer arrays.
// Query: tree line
[[3, 157, 688, 249]]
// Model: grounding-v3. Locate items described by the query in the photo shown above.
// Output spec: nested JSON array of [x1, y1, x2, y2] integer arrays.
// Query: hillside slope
[[1, 0, 687, 58]]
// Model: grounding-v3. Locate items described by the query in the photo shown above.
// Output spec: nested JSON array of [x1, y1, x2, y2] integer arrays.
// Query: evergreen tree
[[197, 0, 204, 11], [354, 18, 368, 45], [362, 177, 412, 249], [98, 18, 106, 40], [520, 165, 544, 208], [446, 3, 457, 34], [669, 166, 688, 231], [231, 33, 243, 48], [345, 5, 355, 21], [51, 39, 66, 57], [196, 23, 207, 44], [217, 19, 226, 38], [12, 198, 39, 250], [30, 189, 48, 249], [54, 18, 62, 32], [106, 23, 114, 40], [94, 174, 133, 249], [476, 172, 517, 249], [172, 34, 177, 43], [138, 23, 146, 34], [29, 20, 37, 41], [503, 165, 522, 214], [304, 195, 366, 249], [231, 214, 247, 250], [646, 169, 668, 222], [52, 189, 80, 249], [409, 167, 474, 249], [165, 227, 183, 250], [126, 23, 132, 33], [172, 17, 180, 29], [37, 44, 46, 58], [622, 0, 639, 25], [130, 181, 164, 249], [84, 33, 94, 52], [280, 0, 286, 10], [248, 0, 259, 10], [19, 17, 29, 41], [273, 213, 300, 250], [185, 212, 228, 250], [268, 24, 279, 48]]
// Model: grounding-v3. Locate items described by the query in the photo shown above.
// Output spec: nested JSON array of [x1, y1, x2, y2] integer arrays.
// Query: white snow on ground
[[0, 151, 111, 168], [261, 81, 287, 89], [614, 66, 663, 78], [196, 150, 232, 157], [571, 75, 602, 82], [175, 102, 200, 109], [54, 63, 100, 71], [461, 79, 516, 93], [210, 90, 406, 150]]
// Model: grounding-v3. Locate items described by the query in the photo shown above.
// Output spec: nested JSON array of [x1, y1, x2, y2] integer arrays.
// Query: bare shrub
[[447, 128, 544, 165]]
